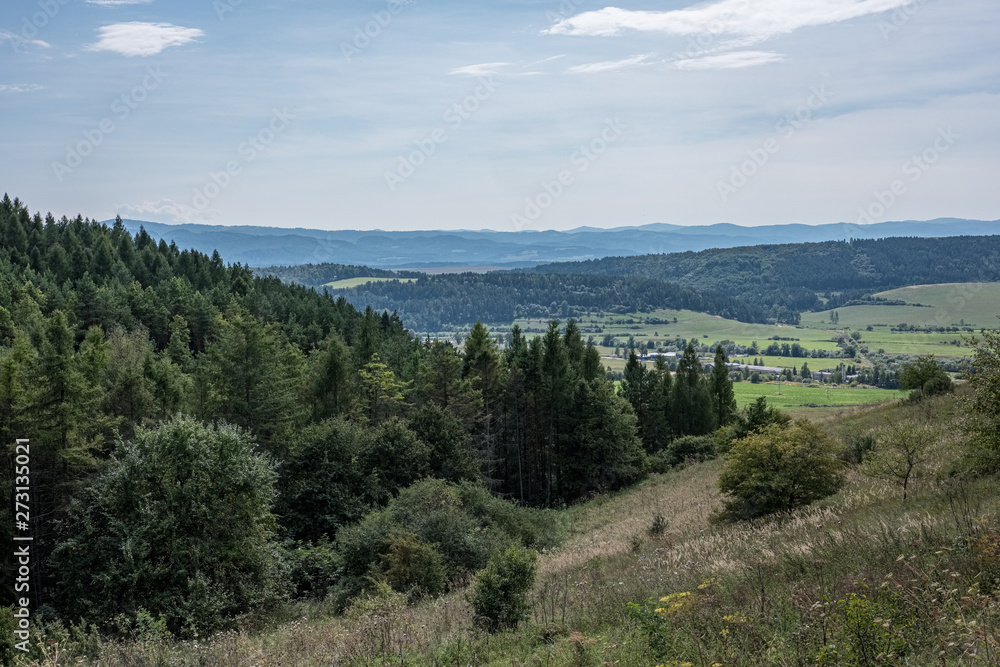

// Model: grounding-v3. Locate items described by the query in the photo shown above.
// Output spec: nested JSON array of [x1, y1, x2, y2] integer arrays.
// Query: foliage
[[334, 479, 557, 604], [860, 420, 940, 500], [467, 543, 538, 633], [538, 235, 1000, 320], [965, 327, 1000, 472], [898, 355, 954, 399], [282, 538, 342, 600], [49, 416, 286, 637], [717, 421, 845, 521], [376, 532, 448, 598]]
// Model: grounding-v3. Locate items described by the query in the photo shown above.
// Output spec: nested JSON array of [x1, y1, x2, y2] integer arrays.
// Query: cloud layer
[[546, 0, 915, 41], [88, 22, 203, 57]]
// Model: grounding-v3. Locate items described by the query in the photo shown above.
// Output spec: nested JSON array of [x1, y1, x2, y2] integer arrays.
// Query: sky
[[1, 0, 998, 232]]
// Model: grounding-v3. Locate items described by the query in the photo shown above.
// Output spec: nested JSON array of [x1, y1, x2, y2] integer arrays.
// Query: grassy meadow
[[324, 277, 417, 289], [19, 390, 1000, 666], [731, 380, 899, 410]]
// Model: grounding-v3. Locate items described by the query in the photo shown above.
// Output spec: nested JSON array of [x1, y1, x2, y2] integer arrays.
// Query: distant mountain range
[[110, 218, 1000, 269]]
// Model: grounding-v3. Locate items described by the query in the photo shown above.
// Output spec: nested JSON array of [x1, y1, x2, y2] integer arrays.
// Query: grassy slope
[[53, 391, 1000, 666], [324, 277, 417, 289]]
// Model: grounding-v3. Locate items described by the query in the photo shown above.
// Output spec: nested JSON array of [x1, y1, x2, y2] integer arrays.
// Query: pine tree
[[709, 345, 737, 427], [670, 343, 717, 437]]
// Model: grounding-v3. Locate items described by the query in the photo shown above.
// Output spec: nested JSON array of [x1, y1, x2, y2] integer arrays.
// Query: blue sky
[[1, 0, 998, 231]]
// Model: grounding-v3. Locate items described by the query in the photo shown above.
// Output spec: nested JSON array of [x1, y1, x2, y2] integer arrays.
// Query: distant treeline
[[338, 272, 772, 331], [256, 262, 422, 286], [534, 236, 1000, 315]]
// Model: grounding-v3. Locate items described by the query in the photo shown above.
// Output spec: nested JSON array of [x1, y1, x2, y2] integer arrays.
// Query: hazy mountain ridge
[[112, 218, 1000, 269]]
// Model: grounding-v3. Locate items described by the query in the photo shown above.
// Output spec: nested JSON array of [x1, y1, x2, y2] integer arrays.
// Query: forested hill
[[0, 195, 407, 355], [534, 236, 1000, 314], [338, 271, 772, 331], [255, 262, 422, 287], [4, 193, 737, 640]]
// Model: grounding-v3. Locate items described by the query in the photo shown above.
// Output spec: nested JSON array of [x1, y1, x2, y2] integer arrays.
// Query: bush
[[467, 544, 537, 632], [334, 479, 558, 605], [665, 435, 715, 465], [717, 421, 845, 521], [50, 416, 286, 637], [283, 538, 342, 600], [377, 532, 447, 598]]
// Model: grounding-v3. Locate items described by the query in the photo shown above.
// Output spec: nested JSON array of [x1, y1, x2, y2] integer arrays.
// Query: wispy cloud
[[546, 0, 913, 43], [117, 198, 209, 224], [0, 84, 45, 93], [673, 50, 785, 70], [567, 53, 654, 74], [449, 62, 510, 77], [0, 29, 51, 49], [86, 0, 153, 5], [87, 22, 203, 57]]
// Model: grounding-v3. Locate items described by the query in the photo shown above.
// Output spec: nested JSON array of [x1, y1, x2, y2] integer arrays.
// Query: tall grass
[[18, 391, 1000, 666]]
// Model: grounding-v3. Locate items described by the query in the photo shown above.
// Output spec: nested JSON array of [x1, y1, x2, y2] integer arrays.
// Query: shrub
[[717, 421, 845, 521], [664, 435, 715, 466], [467, 544, 537, 632], [49, 416, 286, 637], [377, 532, 447, 598], [283, 538, 342, 600], [334, 479, 557, 606]]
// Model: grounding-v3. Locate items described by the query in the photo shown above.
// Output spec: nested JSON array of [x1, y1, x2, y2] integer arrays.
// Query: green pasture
[[802, 282, 1000, 330], [325, 277, 416, 289], [731, 381, 900, 411]]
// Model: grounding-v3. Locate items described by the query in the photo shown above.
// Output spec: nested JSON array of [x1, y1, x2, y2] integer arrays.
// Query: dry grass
[[21, 390, 1000, 666]]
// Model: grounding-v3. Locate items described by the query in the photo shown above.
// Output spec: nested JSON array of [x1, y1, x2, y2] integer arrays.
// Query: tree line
[[330, 271, 770, 331]]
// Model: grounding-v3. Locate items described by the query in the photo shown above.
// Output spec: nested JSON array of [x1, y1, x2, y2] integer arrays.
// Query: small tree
[[467, 544, 537, 632], [51, 416, 285, 637], [718, 421, 844, 521], [861, 421, 938, 500], [899, 355, 953, 398], [965, 328, 1000, 472]]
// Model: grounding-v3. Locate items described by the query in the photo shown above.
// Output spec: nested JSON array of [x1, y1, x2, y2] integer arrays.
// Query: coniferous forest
[[0, 195, 744, 640]]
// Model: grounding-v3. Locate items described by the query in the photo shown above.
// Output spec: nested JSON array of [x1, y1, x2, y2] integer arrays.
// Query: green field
[[325, 276, 416, 289], [732, 380, 899, 410], [798, 282, 1000, 359], [491, 283, 998, 373], [802, 282, 1000, 330], [516, 308, 841, 353]]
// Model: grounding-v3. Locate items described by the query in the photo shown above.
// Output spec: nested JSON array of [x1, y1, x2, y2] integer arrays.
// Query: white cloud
[[567, 53, 655, 74], [546, 0, 913, 43], [87, 22, 203, 57], [449, 62, 510, 77], [0, 29, 51, 50], [117, 198, 214, 224], [673, 50, 785, 70], [0, 84, 45, 93], [86, 0, 153, 5]]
